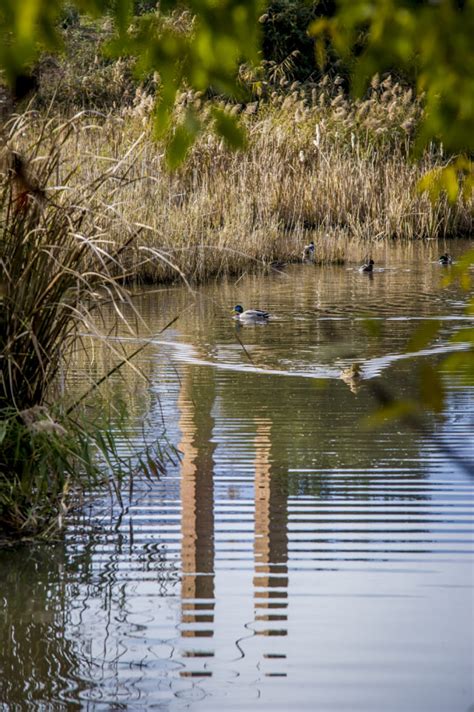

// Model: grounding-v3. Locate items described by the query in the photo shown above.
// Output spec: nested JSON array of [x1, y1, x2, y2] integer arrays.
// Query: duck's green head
[[233, 305, 244, 314]]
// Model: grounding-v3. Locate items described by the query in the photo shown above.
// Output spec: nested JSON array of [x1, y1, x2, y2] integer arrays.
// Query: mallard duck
[[302, 241, 315, 262], [340, 363, 363, 393], [438, 253, 453, 265], [233, 305, 270, 321], [359, 258, 374, 272]]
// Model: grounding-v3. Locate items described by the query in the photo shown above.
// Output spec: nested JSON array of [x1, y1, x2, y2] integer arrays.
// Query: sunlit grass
[[20, 73, 471, 285]]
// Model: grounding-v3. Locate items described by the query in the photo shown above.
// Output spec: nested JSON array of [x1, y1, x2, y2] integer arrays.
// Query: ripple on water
[[0, 245, 473, 711]]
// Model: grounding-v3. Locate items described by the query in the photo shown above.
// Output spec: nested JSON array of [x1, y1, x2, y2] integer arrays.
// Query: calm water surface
[[1, 242, 473, 711]]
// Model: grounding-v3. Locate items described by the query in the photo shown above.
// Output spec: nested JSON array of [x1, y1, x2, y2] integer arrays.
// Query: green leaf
[[326, 0, 474, 159], [364, 399, 418, 429], [450, 328, 474, 345], [152, 82, 179, 139], [419, 363, 444, 414], [407, 319, 441, 353], [113, 0, 133, 36], [361, 316, 382, 338], [442, 350, 474, 382], [308, 18, 330, 37], [165, 109, 201, 169], [212, 108, 247, 151]]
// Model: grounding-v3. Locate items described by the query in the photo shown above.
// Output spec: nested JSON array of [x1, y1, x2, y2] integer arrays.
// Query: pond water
[[1, 241, 473, 711]]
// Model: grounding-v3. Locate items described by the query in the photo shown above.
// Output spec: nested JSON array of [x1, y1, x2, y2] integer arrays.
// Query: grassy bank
[[8, 74, 471, 287]]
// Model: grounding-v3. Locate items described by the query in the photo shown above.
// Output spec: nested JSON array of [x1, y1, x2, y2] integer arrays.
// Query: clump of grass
[[0, 405, 109, 537], [1, 114, 133, 405], [0, 112, 162, 539]]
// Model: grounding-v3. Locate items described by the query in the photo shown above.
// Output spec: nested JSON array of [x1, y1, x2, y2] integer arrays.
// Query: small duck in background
[[233, 305, 270, 322], [340, 363, 363, 393], [302, 241, 315, 262], [438, 253, 453, 265], [359, 258, 374, 273]]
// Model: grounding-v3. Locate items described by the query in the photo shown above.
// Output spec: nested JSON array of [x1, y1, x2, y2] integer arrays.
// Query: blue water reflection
[[0, 243, 473, 711]]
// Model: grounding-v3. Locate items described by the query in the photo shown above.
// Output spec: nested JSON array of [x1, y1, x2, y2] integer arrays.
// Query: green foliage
[[133, 0, 158, 15], [440, 249, 474, 388], [309, 1, 474, 441], [310, 0, 474, 196], [211, 107, 246, 150], [365, 253, 474, 434], [0, 396, 170, 537], [0, 406, 107, 537], [260, 0, 336, 81], [444, 249, 474, 291], [110, 2, 262, 155], [417, 156, 473, 206], [165, 107, 201, 168], [406, 319, 441, 353], [60, 4, 81, 28], [32, 20, 138, 114], [418, 363, 444, 414]]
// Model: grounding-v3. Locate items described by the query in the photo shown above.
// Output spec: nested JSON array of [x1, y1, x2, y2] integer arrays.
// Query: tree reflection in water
[[1, 246, 473, 710], [178, 365, 216, 673]]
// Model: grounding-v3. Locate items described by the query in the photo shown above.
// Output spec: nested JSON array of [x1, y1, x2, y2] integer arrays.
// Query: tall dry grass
[[16, 73, 470, 284], [0, 112, 161, 538]]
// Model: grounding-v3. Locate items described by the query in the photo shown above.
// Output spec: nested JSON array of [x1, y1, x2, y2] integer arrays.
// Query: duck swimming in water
[[359, 258, 374, 272], [233, 305, 270, 322], [302, 241, 315, 262], [340, 363, 363, 393], [438, 253, 453, 265]]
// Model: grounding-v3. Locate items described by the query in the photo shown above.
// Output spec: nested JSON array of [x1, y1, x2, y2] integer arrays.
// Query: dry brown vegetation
[[4, 74, 472, 288], [0, 113, 150, 537]]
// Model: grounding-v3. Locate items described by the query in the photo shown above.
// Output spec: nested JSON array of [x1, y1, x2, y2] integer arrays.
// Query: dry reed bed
[[0, 76, 471, 537], [5, 75, 473, 285]]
